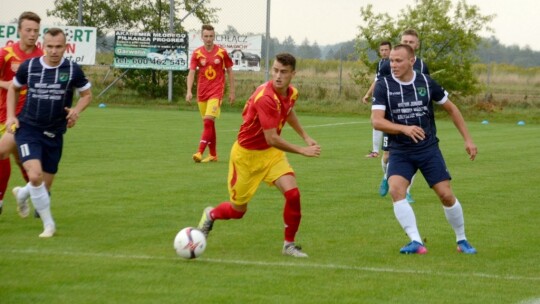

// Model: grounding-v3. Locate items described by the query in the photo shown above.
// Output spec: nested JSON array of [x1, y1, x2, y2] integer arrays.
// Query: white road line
[[3, 248, 539, 282]]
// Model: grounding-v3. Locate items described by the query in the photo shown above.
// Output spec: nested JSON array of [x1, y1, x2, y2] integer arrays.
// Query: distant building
[[231, 49, 261, 71]]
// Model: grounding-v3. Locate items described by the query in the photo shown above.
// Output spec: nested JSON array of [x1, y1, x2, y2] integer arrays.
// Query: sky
[[1, 0, 539, 51]]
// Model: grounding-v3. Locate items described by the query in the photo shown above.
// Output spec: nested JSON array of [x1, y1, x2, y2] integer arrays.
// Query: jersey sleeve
[[430, 77, 448, 104], [371, 79, 387, 111], [223, 49, 234, 69], [73, 64, 92, 91], [376, 60, 391, 80]]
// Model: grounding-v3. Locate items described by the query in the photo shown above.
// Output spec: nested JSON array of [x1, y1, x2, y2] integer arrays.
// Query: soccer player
[[186, 24, 235, 163], [371, 44, 477, 254], [362, 41, 392, 159], [376, 29, 430, 203], [196, 53, 321, 258], [0, 11, 43, 216], [5, 28, 92, 237]]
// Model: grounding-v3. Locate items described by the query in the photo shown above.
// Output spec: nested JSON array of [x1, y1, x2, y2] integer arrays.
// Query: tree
[[48, 0, 218, 99], [353, 0, 494, 97]]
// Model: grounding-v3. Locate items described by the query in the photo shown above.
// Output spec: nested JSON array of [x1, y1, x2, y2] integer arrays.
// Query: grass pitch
[[0, 106, 538, 303]]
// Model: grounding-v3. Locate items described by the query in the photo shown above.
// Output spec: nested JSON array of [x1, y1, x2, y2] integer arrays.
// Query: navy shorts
[[15, 124, 64, 174], [387, 145, 451, 188]]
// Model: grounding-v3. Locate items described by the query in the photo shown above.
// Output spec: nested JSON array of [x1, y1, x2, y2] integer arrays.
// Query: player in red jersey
[[186, 24, 235, 163], [195, 53, 321, 258], [0, 11, 43, 216]]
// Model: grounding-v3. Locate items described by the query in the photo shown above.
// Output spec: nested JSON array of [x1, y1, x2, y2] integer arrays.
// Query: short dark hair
[[275, 53, 296, 71], [393, 44, 415, 57], [201, 24, 214, 31], [380, 41, 392, 48], [18, 11, 41, 29], [44, 27, 66, 42]]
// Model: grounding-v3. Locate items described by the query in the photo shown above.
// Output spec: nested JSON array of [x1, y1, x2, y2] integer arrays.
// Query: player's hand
[[301, 144, 321, 157], [6, 118, 18, 134], [362, 95, 370, 104], [465, 140, 477, 161], [403, 125, 425, 143], [185, 92, 193, 104], [228, 92, 235, 105], [65, 107, 80, 127], [304, 136, 318, 147]]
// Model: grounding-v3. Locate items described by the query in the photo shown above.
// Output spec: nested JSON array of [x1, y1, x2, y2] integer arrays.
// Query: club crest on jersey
[[59, 73, 69, 82], [418, 87, 427, 97], [214, 58, 221, 65], [200, 58, 207, 66]]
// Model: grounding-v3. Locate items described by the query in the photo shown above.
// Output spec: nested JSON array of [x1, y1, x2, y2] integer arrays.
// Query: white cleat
[[39, 224, 56, 238], [282, 243, 308, 258], [12, 187, 30, 218]]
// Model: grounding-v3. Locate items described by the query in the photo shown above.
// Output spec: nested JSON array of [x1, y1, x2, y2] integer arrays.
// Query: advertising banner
[[0, 24, 97, 65], [113, 31, 188, 71]]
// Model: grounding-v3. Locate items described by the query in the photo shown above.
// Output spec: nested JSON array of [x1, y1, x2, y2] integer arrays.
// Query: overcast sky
[[2, 0, 539, 51]]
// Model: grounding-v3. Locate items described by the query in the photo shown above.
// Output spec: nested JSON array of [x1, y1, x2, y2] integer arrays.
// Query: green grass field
[[1, 106, 538, 303]]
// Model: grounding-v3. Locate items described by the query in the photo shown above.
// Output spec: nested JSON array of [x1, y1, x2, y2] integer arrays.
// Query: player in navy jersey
[[371, 44, 477, 254], [4, 28, 92, 238], [376, 29, 429, 203], [362, 41, 391, 159]]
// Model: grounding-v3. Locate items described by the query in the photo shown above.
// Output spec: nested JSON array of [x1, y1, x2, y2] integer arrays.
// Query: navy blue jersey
[[13, 57, 91, 133], [373, 58, 389, 80], [377, 56, 430, 80], [372, 71, 448, 151]]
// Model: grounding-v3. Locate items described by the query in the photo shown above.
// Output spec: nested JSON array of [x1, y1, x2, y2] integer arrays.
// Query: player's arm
[[263, 127, 320, 157], [286, 109, 318, 146], [226, 67, 235, 104], [185, 69, 196, 104], [6, 82, 21, 132], [65, 88, 92, 128], [441, 99, 477, 160], [362, 80, 376, 104], [371, 109, 425, 143]]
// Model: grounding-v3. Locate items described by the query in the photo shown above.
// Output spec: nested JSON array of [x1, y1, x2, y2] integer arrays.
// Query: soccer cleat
[[365, 151, 379, 158], [12, 187, 30, 218], [39, 224, 56, 238], [201, 155, 218, 163], [192, 152, 203, 163], [378, 177, 389, 197], [197, 207, 214, 238], [457, 240, 477, 254], [282, 243, 308, 258], [399, 241, 428, 254], [406, 193, 415, 204]]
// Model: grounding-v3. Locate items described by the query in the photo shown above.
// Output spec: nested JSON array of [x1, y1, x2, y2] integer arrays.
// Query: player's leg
[[201, 98, 221, 162], [422, 148, 476, 254], [378, 134, 390, 196], [0, 127, 13, 214], [406, 174, 416, 203], [193, 101, 209, 162], [387, 153, 426, 254]]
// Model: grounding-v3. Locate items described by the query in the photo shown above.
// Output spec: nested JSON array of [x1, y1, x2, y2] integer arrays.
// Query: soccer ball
[[173, 227, 207, 259]]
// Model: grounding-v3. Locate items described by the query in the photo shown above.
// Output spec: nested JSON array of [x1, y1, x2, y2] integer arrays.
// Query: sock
[[210, 202, 245, 220], [444, 199, 466, 242], [372, 129, 383, 153], [393, 199, 422, 243], [283, 188, 301, 243], [208, 120, 217, 156], [197, 119, 214, 154], [407, 174, 416, 194], [0, 158, 11, 200], [28, 182, 55, 228]]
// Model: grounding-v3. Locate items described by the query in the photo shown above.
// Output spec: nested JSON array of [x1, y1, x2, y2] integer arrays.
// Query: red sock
[[0, 158, 11, 200], [211, 202, 245, 220], [197, 119, 213, 153], [208, 120, 217, 156], [283, 188, 301, 243]]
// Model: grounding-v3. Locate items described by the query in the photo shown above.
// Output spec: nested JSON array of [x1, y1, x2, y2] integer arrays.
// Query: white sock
[[444, 199, 466, 242], [393, 199, 422, 243], [28, 182, 55, 228], [372, 129, 383, 153], [407, 174, 416, 194], [17, 184, 31, 202]]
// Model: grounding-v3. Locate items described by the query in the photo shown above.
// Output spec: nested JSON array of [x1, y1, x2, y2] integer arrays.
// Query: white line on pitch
[[222, 121, 368, 132], [3, 248, 539, 282]]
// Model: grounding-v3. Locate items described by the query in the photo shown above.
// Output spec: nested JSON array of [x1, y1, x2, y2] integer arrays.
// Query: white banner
[[0, 24, 97, 65], [188, 31, 262, 71]]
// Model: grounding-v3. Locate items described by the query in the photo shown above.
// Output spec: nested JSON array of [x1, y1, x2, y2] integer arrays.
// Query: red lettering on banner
[[66, 43, 76, 54]]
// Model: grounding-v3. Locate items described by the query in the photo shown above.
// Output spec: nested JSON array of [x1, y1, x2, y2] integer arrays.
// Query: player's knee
[[438, 193, 455, 206]]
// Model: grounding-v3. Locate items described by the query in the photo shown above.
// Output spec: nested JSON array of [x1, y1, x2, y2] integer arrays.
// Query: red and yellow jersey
[[189, 45, 233, 101], [237, 81, 298, 150], [0, 42, 43, 122]]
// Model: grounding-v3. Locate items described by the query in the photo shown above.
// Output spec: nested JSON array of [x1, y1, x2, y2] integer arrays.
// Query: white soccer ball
[[174, 227, 207, 259]]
